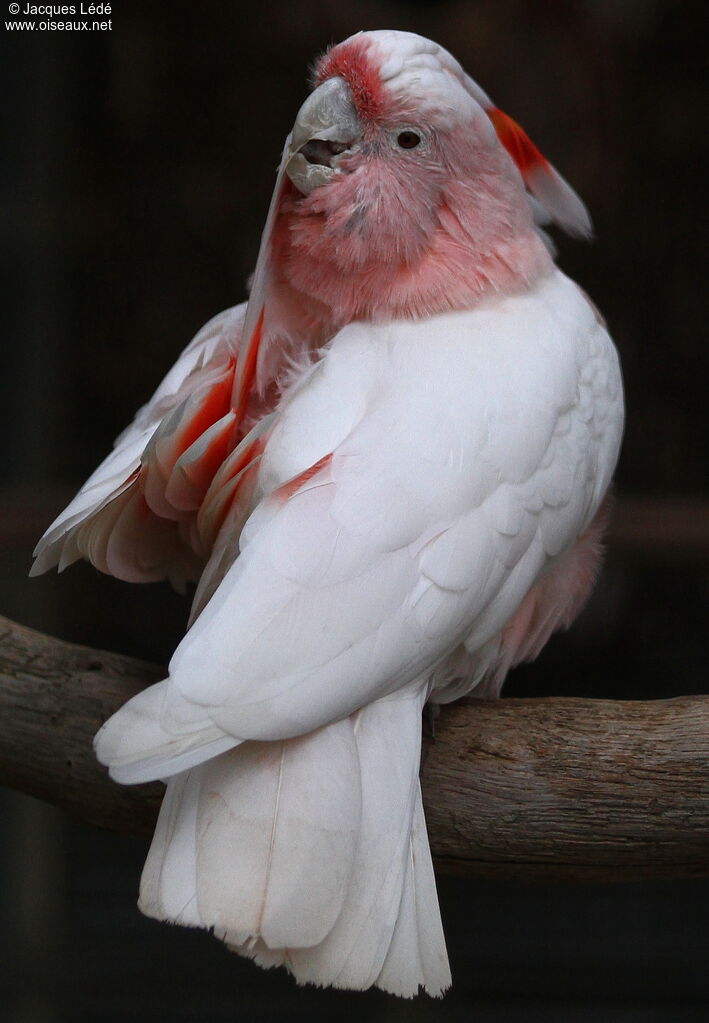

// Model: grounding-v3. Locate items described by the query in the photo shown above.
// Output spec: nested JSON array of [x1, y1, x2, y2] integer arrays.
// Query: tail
[[138, 690, 450, 997]]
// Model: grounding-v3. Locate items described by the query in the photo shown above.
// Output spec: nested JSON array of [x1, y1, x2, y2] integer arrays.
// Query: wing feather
[[33, 136, 328, 591], [31, 306, 245, 582], [95, 271, 623, 782]]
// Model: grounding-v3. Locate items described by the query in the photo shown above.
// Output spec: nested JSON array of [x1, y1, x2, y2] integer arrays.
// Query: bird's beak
[[285, 77, 360, 196]]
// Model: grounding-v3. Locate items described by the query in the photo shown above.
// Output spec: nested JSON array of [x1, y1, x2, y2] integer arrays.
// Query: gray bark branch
[[1, 614, 707, 881]]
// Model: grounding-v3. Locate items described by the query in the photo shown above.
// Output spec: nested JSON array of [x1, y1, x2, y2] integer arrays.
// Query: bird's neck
[[241, 175, 553, 432], [274, 181, 553, 327]]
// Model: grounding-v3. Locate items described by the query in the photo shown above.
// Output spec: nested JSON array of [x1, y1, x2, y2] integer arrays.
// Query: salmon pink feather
[[33, 29, 623, 999]]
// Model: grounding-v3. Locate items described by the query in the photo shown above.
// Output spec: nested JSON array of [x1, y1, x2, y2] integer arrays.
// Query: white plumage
[[96, 270, 621, 772], [33, 30, 624, 998]]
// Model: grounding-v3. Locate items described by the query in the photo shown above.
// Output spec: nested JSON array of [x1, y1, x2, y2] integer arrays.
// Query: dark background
[[1, 1, 707, 1020]]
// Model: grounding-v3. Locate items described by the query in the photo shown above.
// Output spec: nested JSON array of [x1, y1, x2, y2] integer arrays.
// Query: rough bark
[[1, 614, 707, 881]]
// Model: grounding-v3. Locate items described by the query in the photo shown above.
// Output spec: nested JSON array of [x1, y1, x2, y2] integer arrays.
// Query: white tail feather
[[140, 770, 202, 926], [200, 724, 361, 948], [285, 695, 424, 992], [377, 782, 450, 996], [132, 690, 450, 996]]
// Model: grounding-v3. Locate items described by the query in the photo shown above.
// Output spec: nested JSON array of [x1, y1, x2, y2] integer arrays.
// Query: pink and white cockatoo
[[33, 30, 623, 997]]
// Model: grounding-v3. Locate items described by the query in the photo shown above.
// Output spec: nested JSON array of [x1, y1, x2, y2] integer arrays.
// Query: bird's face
[[281, 36, 499, 272], [283, 85, 451, 273], [270, 31, 557, 322], [285, 75, 447, 202]]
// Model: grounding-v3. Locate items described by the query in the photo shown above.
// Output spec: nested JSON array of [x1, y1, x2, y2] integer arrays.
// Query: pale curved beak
[[285, 77, 360, 196]]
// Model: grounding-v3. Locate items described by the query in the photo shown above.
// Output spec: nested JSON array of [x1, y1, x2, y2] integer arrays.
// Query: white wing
[[31, 141, 328, 593], [31, 305, 246, 586], [95, 269, 623, 782]]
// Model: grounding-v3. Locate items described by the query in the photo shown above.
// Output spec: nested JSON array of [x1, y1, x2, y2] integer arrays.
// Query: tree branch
[[1, 614, 707, 881]]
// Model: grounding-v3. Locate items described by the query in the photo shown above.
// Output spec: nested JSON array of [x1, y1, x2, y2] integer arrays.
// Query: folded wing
[[95, 273, 624, 782]]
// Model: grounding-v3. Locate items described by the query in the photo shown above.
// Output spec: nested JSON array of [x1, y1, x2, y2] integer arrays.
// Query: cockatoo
[[33, 30, 624, 997]]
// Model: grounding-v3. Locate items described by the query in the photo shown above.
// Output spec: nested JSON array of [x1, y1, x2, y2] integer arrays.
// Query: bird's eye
[[397, 131, 421, 149]]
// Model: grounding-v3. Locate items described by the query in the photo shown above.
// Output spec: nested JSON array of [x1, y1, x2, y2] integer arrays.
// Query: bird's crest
[[485, 105, 592, 239]]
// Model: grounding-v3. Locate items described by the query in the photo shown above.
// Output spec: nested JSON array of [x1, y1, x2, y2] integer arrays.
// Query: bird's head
[[256, 31, 592, 330]]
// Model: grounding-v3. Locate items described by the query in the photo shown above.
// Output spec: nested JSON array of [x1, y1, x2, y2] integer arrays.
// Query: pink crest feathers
[[313, 36, 386, 122]]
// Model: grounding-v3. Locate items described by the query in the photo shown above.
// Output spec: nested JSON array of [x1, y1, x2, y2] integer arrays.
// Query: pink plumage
[[33, 30, 623, 997]]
